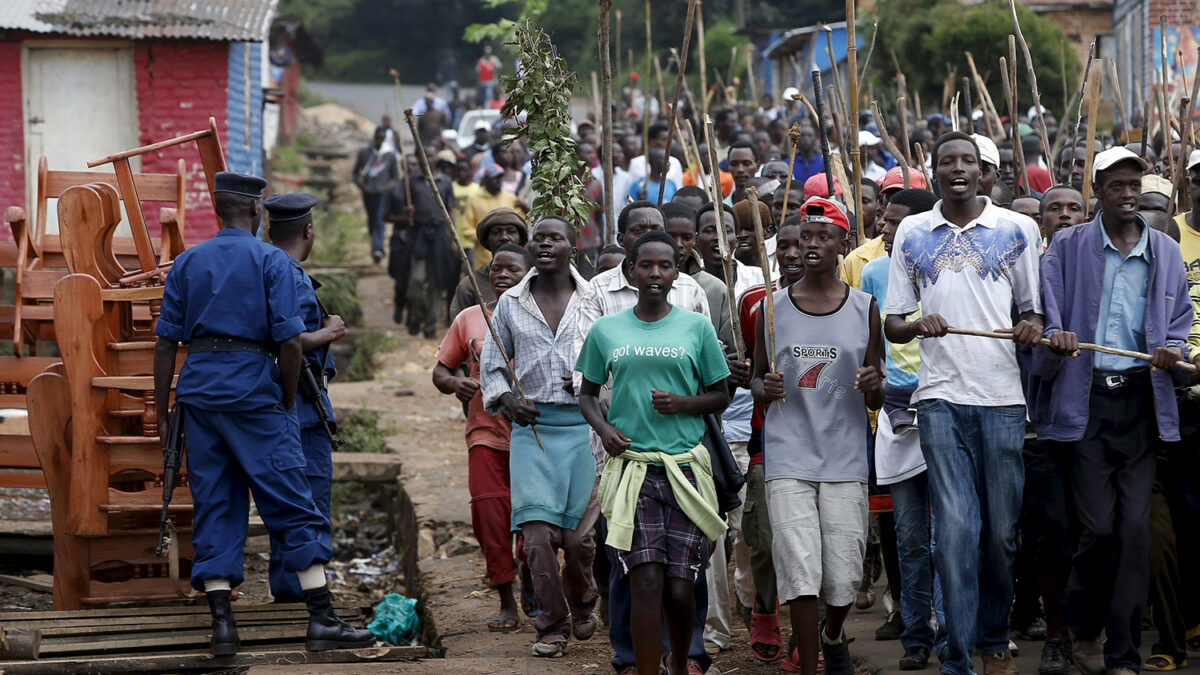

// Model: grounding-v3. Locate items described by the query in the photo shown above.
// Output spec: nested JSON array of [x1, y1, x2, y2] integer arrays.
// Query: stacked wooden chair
[[22, 119, 228, 609]]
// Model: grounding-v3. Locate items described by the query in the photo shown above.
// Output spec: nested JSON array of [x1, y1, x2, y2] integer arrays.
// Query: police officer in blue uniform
[[262, 191, 346, 603], [153, 172, 374, 655]]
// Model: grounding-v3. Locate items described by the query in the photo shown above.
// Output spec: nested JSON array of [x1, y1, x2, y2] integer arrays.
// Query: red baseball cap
[[799, 197, 850, 232], [803, 173, 842, 198], [880, 167, 927, 193]]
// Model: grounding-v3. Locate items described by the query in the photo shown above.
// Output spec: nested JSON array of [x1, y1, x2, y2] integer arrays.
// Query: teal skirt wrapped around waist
[[509, 404, 595, 530]]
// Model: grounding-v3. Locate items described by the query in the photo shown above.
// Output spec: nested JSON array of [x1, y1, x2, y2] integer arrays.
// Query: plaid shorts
[[615, 464, 706, 581]]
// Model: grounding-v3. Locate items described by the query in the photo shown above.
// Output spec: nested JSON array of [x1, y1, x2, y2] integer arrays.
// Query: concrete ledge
[[331, 452, 404, 483]]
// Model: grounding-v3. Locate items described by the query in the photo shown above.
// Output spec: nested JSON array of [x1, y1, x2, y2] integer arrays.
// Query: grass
[[273, 145, 305, 175], [342, 330, 399, 382], [309, 208, 368, 266], [313, 272, 364, 328], [336, 409, 388, 454]]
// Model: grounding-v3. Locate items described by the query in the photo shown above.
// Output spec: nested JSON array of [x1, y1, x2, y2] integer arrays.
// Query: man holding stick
[[884, 132, 1044, 675], [1032, 147, 1193, 675]]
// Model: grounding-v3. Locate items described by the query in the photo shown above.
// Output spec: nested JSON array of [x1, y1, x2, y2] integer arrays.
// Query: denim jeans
[[917, 400, 1025, 675], [362, 191, 387, 255], [890, 471, 947, 655]]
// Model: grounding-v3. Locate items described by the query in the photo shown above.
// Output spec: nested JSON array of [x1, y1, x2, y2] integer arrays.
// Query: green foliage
[[313, 272, 365, 328], [273, 145, 304, 175], [870, 0, 1079, 118], [501, 21, 592, 230], [463, 0, 546, 44], [702, 19, 751, 88], [336, 409, 388, 454], [309, 208, 368, 266], [342, 331, 399, 382]]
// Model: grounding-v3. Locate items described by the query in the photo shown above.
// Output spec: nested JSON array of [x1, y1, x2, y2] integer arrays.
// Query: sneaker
[[372, 250, 384, 264], [572, 611, 598, 641], [1039, 637, 1070, 675], [1071, 635, 1106, 675], [1009, 639, 1020, 657], [820, 621, 854, 675], [900, 646, 931, 670], [531, 641, 566, 657], [876, 612, 905, 641], [981, 650, 1018, 675], [1015, 616, 1049, 641]]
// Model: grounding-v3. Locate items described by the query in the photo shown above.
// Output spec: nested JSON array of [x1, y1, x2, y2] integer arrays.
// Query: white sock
[[297, 564, 327, 590], [204, 578, 231, 593]]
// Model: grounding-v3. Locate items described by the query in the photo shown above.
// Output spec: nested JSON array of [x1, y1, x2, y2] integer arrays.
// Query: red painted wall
[[134, 41, 229, 243], [0, 43, 25, 229]]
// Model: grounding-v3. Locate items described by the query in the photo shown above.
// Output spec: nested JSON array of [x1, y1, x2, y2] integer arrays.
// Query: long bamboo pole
[[1107, 58, 1128, 136], [657, 0, 698, 205], [1080, 59, 1102, 211], [404, 109, 545, 451], [703, 115, 746, 360], [697, 0, 708, 116], [1008, 1, 1052, 171], [1161, 16, 1177, 192], [747, 185, 782, 410], [897, 95, 912, 166], [845, 0, 864, 247], [643, 0, 652, 163], [599, 0, 615, 246], [945, 327, 1198, 375]]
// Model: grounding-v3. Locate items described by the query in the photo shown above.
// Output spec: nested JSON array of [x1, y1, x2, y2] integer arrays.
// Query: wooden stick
[[1181, 46, 1200, 211], [897, 95, 912, 166], [845, 0, 864, 247], [404, 110, 545, 452], [812, 69, 836, 199], [615, 9, 623, 91], [913, 89, 923, 121], [823, 26, 850, 125], [1007, 3, 1053, 172], [1107, 58, 1128, 135], [746, 44, 758, 106], [599, 0, 616, 246], [591, 71, 602, 131], [1080, 59, 1102, 210], [962, 76, 975, 135], [653, 57, 667, 114], [1060, 38, 1069, 110], [827, 84, 847, 154], [945, 327, 1198, 375], [657, 0, 698, 205], [727, 46, 739, 102], [389, 69, 413, 209], [1140, 98, 1152, 156], [1168, 95, 1193, 219], [871, 100, 911, 189], [913, 142, 933, 191], [1000, 55, 1029, 196], [1067, 41, 1098, 183], [703, 115, 746, 360], [965, 52, 1003, 140], [782, 121, 802, 223], [747, 185, 783, 410], [696, 0, 708, 115], [857, 19, 879, 92]]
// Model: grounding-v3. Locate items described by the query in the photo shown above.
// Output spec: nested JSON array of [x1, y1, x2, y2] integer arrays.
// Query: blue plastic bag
[[367, 593, 421, 645]]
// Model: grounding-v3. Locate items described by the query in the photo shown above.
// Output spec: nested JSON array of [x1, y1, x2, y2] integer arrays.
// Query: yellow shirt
[[1175, 213, 1200, 286], [452, 182, 482, 249], [463, 189, 519, 269], [840, 236, 888, 290]]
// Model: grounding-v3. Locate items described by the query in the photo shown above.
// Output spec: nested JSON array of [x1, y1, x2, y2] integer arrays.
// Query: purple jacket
[[1030, 215, 1193, 442]]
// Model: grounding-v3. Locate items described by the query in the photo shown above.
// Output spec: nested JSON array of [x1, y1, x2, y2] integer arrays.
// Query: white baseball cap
[[1092, 146, 1149, 180], [971, 134, 1000, 167], [1188, 149, 1200, 171], [858, 130, 882, 147]]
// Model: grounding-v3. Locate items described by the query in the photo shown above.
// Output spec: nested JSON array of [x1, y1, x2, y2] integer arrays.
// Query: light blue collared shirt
[[1094, 222, 1151, 371]]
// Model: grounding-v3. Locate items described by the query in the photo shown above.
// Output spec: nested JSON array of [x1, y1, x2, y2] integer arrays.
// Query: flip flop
[[1145, 654, 1187, 671], [487, 615, 519, 632], [520, 585, 541, 618], [749, 609, 783, 662]]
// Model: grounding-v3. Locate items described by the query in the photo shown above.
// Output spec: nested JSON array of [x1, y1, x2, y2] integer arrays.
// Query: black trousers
[[1063, 372, 1157, 671]]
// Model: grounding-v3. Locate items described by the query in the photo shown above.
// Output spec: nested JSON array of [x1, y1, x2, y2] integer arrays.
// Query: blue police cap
[[263, 192, 318, 223], [213, 171, 267, 198]]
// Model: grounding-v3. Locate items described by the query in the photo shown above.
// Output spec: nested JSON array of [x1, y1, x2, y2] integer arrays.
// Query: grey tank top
[[763, 284, 872, 483]]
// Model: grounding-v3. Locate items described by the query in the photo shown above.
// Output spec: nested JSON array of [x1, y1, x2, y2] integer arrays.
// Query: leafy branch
[[500, 20, 592, 232]]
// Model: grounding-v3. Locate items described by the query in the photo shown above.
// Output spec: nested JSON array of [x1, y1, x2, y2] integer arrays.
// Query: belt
[[1092, 369, 1149, 391], [189, 336, 276, 359]]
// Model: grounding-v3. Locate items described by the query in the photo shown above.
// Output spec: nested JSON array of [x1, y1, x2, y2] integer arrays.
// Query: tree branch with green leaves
[[500, 20, 592, 233]]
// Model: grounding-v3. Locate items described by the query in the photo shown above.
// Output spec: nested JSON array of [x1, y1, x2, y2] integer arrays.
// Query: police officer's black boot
[[303, 586, 376, 651], [206, 590, 240, 656]]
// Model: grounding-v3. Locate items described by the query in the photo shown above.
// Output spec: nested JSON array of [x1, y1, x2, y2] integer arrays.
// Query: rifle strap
[[165, 521, 198, 599]]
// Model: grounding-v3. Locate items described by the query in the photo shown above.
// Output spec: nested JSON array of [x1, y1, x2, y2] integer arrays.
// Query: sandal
[[750, 609, 783, 662], [782, 648, 826, 673], [1145, 654, 1187, 671], [520, 585, 541, 618], [1187, 624, 1200, 652], [487, 615, 518, 632]]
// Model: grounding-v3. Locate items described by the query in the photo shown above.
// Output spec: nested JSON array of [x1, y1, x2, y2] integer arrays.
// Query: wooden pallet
[[0, 601, 434, 672]]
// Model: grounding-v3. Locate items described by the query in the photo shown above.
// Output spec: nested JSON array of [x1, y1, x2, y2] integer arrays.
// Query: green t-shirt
[[576, 306, 731, 455]]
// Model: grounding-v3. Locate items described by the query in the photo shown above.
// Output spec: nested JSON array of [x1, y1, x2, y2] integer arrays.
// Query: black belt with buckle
[[1092, 369, 1149, 391], [189, 336, 277, 359]]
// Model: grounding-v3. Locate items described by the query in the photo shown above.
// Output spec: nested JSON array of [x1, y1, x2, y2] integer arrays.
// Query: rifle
[[156, 404, 185, 559], [300, 357, 344, 450]]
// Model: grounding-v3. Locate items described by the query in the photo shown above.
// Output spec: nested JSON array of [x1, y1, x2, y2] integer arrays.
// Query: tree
[[869, 0, 1079, 119]]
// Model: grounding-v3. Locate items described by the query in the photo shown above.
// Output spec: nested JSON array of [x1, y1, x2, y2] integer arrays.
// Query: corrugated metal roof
[[0, 0, 278, 42]]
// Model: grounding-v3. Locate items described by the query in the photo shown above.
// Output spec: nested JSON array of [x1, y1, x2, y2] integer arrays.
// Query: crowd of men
[[406, 76, 1200, 675]]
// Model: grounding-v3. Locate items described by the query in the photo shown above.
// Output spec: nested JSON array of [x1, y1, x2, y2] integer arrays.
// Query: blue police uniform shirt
[[289, 260, 338, 431], [155, 228, 307, 410], [1094, 223, 1151, 372]]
